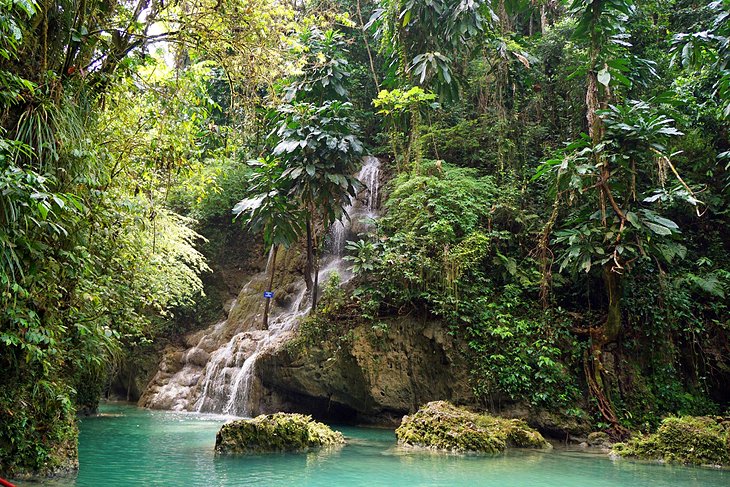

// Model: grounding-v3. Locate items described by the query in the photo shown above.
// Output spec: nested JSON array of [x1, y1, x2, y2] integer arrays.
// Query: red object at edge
[[0, 478, 16, 487]]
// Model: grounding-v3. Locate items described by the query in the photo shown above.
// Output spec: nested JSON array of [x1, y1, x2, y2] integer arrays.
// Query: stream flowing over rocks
[[139, 157, 384, 417], [139, 156, 594, 433]]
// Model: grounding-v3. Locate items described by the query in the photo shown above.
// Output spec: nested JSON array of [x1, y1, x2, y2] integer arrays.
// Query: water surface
[[16, 403, 729, 486]]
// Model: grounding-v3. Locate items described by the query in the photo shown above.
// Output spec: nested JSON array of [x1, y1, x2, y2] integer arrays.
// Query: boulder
[[257, 317, 476, 424], [395, 401, 551, 453], [214, 412, 345, 454], [587, 431, 612, 449], [612, 416, 730, 466]]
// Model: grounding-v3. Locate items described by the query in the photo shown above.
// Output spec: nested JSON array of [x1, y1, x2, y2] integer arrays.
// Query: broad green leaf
[[644, 222, 672, 236]]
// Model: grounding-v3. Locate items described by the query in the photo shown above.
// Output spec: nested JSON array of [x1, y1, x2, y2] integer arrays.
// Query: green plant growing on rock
[[612, 416, 730, 466], [344, 239, 380, 275], [396, 401, 551, 453], [215, 412, 345, 454]]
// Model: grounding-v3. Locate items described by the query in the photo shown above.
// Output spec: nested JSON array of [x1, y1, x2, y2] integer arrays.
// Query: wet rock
[[257, 317, 475, 424], [612, 416, 730, 466], [502, 405, 592, 439], [159, 350, 183, 373], [274, 292, 292, 308], [214, 413, 345, 454], [183, 347, 209, 367], [396, 401, 551, 453], [587, 431, 612, 449]]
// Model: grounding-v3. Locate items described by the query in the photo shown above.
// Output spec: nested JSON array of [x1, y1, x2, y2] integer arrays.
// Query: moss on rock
[[612, 416, 730, 466], [587, 431, 612, 448], [395, 401, 551, 453], [214, 412, 345, 454]]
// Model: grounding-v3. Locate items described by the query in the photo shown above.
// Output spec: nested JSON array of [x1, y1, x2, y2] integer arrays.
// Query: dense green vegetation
[[1, 0, 728, 476]]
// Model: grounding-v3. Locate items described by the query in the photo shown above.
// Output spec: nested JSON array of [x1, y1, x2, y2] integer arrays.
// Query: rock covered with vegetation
[[396, 401, 551, 453], [586, 431, 612, 449], [214, 413, 345, 454], [612, 416, 730, 466]]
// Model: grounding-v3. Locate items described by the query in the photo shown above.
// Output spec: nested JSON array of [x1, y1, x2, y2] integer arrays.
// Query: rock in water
[[612, 416, 730, 466], [396, 401, 551, 453], [214, 413, 345, 454]]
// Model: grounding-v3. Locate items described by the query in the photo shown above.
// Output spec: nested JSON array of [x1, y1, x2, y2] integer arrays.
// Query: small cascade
[[330, 221, 346, 256], [327, 155, 382, 258], [141, 156, 382, 417], [359, 155, 381, 215], [189, 277, 309, 417]]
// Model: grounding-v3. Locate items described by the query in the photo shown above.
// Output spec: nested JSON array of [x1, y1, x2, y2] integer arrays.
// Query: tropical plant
[[368, 0, 496, 101], [534, 0, 703, 431], [284, 27, 352, 102], [272, 99, 364, 308], [233, 157, 305, 328], [671, 0, 730, 118], [373, 85, 437, 167], [344, 239, 380, 274]]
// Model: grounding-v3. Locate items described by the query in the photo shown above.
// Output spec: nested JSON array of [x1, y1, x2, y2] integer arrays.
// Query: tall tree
[[233, 157, 304, 328], [535, 0, 705, 436], [272, 27, 364, 310]]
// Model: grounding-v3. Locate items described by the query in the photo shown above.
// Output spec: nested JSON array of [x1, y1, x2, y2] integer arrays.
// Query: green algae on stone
[[612, 416, 730, 466], [214, 412, 345, 454], [395, 401, 551, 453]]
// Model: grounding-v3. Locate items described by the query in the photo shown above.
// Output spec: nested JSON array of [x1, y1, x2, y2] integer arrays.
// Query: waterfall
[[359, 155, 381, 215], [141, 156, 382, 417], [328, 155, 381, 258]]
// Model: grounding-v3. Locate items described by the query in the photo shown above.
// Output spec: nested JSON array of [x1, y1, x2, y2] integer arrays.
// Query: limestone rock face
[[612, 416, 730, 466], [138, 247, 308, 415], [395, 401, 551, 453], [256, 317, 475, 424], [214, 413, 345, 454]]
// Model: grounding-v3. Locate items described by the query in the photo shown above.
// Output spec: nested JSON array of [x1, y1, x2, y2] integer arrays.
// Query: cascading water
[[140, 156, 382, 417], [327, 155, 381, 264], [359, 155, 380, 215]]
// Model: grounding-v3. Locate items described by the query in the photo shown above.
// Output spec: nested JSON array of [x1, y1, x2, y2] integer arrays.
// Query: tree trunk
[[603, 267, 622, 343], [406, 106, 421, 171], [583, 266, 629, 439], [312, 227, 319, 312], [582, 24, 627, 437], [356, 0, 380, 92], [540, 5, 548, 33], [305, 217, 314, 294], [262, 245, 278, 330]]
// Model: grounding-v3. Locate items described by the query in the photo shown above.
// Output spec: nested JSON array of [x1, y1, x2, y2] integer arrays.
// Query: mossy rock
[[395, 401, 551, 453], [214, 412, 345, 454], [612, 416, 730, 466], [587, 431, 612, 448]]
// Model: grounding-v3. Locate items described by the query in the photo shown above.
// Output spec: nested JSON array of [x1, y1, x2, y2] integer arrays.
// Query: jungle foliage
[[0, 0, 728, 475]]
